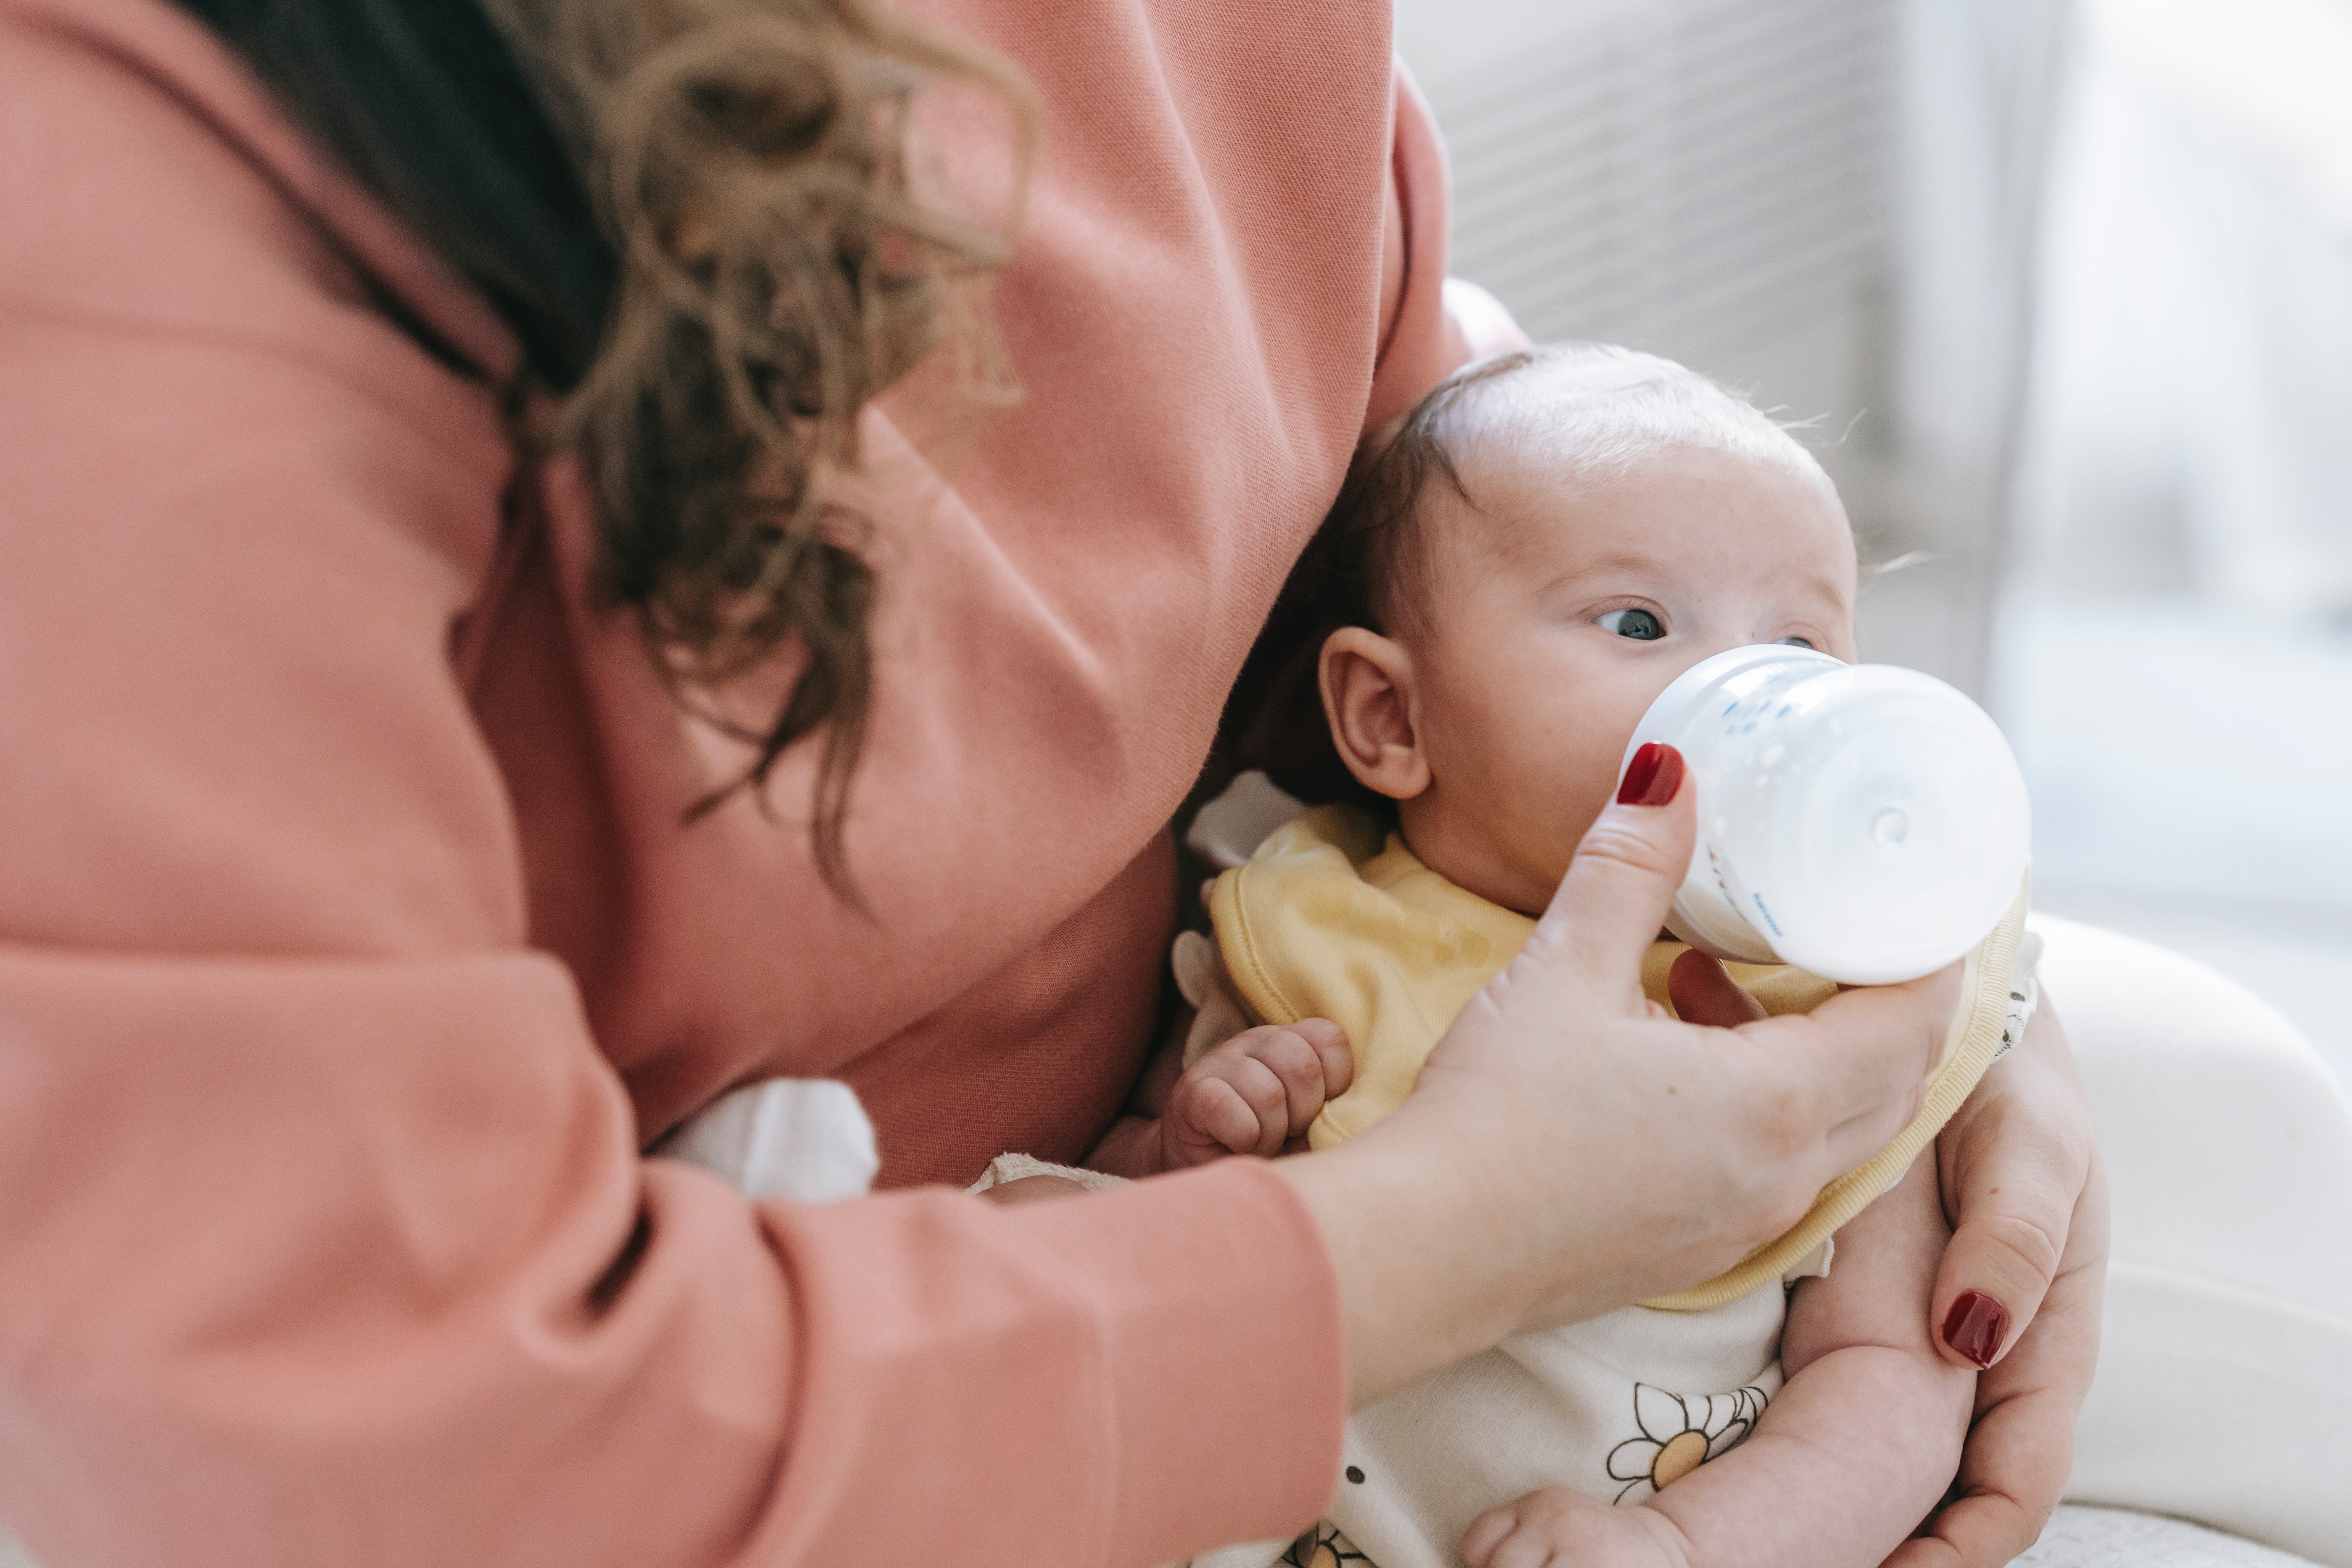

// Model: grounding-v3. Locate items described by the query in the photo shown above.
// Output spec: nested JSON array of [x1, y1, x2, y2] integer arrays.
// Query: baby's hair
[[1308, 342, 1837, 642], [1229, 342, 1841, 809]]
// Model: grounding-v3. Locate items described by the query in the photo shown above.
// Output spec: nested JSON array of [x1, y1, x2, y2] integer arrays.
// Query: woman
[[0, 0, 2103, 1563]]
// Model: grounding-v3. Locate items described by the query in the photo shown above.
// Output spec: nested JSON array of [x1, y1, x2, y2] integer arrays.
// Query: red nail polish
[[1616, 742, 1686, 807], [1941, 1290, 2009, 1368]]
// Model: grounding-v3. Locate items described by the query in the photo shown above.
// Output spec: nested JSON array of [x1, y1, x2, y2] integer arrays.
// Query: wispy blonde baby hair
[[1470, 342, 1834, 493]]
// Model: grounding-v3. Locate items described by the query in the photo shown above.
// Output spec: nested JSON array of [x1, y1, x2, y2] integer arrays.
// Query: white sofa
[[2035, 915, 2352, 1567]]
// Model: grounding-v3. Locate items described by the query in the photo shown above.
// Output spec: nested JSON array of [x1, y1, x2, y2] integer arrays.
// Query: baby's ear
[[1319, 626, 1431, 800]]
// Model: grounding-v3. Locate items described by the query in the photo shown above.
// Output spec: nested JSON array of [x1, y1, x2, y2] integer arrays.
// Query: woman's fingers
[[1674, 941, 1948, 1176], [1932, 1159, 2066, 1372], [1749, 963, 1955, 1175], [1895, 1397, 2062, 1568], [1298, 743, 1970, 1399], [1517, 743, 1695, 1009], [1929, 1006, 2095, 1367], [1911, 1214, 2104, 1566], [1915, 1002, 2107, 1566]]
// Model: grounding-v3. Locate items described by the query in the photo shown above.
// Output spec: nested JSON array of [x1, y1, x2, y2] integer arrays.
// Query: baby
[[1078, 345, 2031, 1568]]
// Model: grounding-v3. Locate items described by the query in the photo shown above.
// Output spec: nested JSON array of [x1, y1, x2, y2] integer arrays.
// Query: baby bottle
[[1620, 644, 2031, 985]]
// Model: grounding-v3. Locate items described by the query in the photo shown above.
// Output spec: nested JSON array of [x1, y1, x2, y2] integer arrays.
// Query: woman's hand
[[1279, 745, 1957, 1407], [1891, 1000, 2107, 1567]]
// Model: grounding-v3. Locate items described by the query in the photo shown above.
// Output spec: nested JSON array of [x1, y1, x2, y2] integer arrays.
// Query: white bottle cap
[[1621, 645, 2031, 985]]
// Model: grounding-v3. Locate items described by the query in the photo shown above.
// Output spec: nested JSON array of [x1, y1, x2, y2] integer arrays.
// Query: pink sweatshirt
[[0, 0, 1486, 1562]]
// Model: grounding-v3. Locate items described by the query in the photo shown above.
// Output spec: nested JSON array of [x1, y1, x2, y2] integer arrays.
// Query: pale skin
[[994, 397, 2106, 1565], [1087, 1017, 1354, 1174]]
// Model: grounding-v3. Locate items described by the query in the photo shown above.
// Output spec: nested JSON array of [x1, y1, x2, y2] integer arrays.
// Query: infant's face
[[1393, 439, 1858, 916]]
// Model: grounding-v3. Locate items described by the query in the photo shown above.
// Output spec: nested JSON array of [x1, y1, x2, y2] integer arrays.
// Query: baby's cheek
[[1490, 757, 1612, 909], [1534, 735, 1623, 856]]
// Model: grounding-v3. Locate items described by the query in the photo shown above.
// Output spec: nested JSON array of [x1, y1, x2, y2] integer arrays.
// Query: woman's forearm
[[1278, 1131, 1531, 1406]]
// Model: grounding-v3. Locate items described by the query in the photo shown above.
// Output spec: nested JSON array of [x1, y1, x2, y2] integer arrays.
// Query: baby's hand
[[1159, 1020, 1352, 1167], [1461, 1487, 1691, 1568]]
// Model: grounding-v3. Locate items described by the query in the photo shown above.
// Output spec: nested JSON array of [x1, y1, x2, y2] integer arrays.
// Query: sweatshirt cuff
[[1066, 1157, 1347, 1560]]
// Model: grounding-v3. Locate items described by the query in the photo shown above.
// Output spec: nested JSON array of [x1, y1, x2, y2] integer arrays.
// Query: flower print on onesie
[[1301, 1281, 1795, 1568], [1605, 1382, 1770, 1501]]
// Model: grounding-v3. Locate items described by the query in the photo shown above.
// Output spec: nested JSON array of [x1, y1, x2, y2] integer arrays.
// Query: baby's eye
[[1598, 608, 1665, 641], [1777, 635, 1816, 649]]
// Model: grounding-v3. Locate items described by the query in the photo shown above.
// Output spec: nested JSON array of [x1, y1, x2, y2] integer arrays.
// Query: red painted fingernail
[[1941, 1290, 2009, 1368], [1616, 742, 1686, 806]]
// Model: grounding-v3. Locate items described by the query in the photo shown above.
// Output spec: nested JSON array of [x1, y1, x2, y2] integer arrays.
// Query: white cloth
[[968, 1151, 1129, 1196], [1176, 771, 1305, 1071], [1194, 1503, 2340, 1568], [2024, 1504, 2333, 1568], [651, 1076, 878, 1204]]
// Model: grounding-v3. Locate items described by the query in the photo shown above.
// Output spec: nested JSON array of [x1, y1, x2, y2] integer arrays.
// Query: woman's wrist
[[1276, 1114, 1543, 1408]]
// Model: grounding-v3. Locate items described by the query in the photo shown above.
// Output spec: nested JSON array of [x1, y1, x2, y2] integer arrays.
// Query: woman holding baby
[[0, 0, 2109, 1565]]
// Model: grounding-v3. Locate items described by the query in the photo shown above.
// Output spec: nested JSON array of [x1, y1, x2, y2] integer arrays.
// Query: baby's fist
[[1161, 1020, 1353, 1166]]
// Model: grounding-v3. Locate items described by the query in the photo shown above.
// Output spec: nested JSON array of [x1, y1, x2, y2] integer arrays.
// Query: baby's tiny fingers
[[1225, 1054, 1297, 1156], [1249, 1029, 1342, 1137], [1284, 1017, 1355, 1097], [1175, 1076, 1264, 1160]]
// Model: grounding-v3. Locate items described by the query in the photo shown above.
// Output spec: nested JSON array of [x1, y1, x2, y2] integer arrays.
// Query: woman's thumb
[[1521, 744, 1695, 1001]]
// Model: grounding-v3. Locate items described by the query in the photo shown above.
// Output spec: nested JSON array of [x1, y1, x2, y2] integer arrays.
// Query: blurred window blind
[[1417, 0, 1897, 352]]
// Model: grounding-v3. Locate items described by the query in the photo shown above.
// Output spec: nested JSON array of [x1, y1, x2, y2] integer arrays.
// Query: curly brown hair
[[507, 0, 1033, 898], [181, 0, 1032, 901]]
